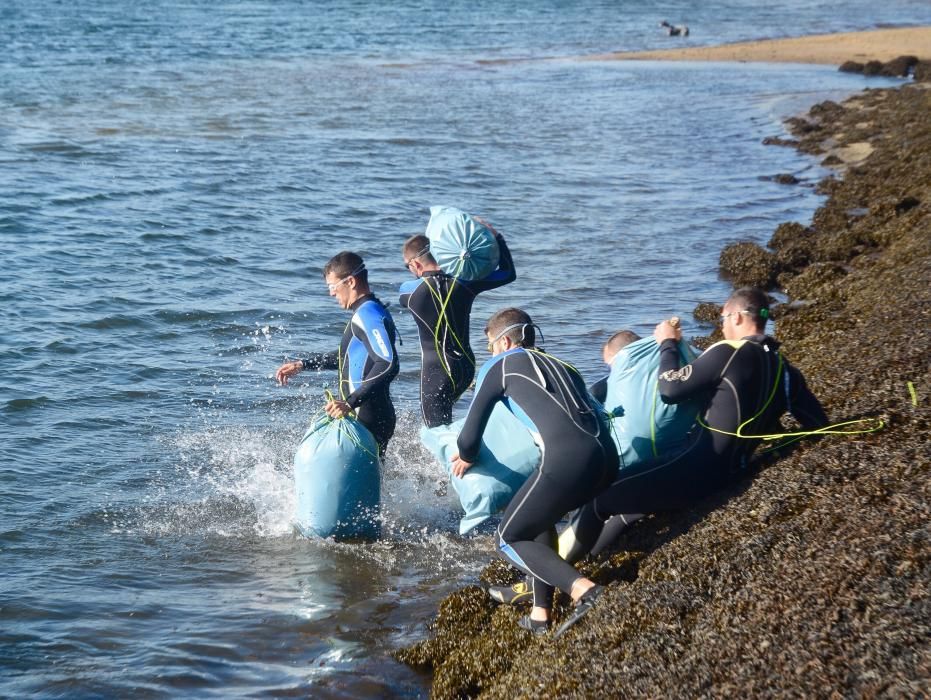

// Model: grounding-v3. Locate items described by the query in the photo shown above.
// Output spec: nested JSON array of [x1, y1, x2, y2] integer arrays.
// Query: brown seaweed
[[397, 80, 931, 699]]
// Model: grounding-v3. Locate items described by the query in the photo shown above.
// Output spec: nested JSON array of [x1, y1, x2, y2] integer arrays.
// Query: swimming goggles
[[327, 263, 366, 292], [486, 322, 544, 352], [404, 246, 430, 271]]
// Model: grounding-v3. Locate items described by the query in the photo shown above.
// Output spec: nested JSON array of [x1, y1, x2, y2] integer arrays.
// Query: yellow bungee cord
[[692, 350, 885, 449], [321, 317, 380, 462], [422, 254, 475, 385]]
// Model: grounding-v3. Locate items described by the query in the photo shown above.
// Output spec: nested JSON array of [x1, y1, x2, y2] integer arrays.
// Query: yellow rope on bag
[[315, 389, 380, 463], [334, 319, 353, 401], [693, 350, 885, 446], [422, 254, 475, 385]]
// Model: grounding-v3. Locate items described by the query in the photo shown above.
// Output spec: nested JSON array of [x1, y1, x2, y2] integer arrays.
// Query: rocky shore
[[396, 73, 930, 697]]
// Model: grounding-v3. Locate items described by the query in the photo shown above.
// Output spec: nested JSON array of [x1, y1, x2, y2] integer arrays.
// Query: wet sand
[[588, 26, 931, 65]]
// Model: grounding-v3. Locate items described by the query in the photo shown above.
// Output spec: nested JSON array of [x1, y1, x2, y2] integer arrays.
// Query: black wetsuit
[[589, 375, 608, 404], [457, 347, 619, 609], [399, 237, 515, 427], [300, 294, 399, 455], [564, 334, 827, 557]]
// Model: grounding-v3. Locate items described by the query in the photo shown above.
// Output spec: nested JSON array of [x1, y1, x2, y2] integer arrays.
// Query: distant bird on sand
[[659, 20, 689, 37]]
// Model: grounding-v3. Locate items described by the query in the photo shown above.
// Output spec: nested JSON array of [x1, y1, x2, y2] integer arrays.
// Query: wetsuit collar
[[349, 293, 376, 312], [744, 333, 781, 350], [421, 270, 447, 278]]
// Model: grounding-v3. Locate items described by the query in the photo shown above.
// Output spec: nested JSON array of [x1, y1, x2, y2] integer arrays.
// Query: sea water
[[1, 1, 926, 696]]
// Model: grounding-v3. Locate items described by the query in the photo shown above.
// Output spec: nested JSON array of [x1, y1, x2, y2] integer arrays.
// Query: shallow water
[[1, 0, 926, 696]]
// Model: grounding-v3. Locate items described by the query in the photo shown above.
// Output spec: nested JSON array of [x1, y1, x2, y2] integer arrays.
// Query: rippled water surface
[[2, 0, 926, 696]]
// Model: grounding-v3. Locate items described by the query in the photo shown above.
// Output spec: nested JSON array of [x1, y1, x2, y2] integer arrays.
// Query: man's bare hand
[[276, 360, 303, 385], [654, 320, 682, 344], [324, 399, 352, 419], [449, 452, 474, 478]]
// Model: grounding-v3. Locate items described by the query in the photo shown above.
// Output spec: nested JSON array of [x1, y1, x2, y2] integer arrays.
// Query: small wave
[[79, 314, 151, 330], [154, 308, 269, 325], [4, 396, 52, 413], [204, 254, 240, 266], [23, 141, 90, 156], [50, 192, 113, 206], [44, 339, 80, 354]]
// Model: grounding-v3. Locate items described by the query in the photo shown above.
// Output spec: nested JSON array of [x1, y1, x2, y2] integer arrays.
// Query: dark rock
[[773, 173, 800, 185], [809, 101, 845, 119], [785, 117, 821, 134], [838, 61, 864, 74], [782, 262, 848, 299], [762, 136, 799, 147], [768, 222, 809, 250], [913, 61, 931, 82], [880, 55, 918, 78], [862, 60, 884, 76], [821, 154, 844, 166], [692, 301, 721, 324], [719, 242, 780, 289], [894, 196, 920, 216], [768, 222, 816, 272]]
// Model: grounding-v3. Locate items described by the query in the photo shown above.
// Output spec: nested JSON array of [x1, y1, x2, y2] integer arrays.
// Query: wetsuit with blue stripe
[[301, 294, 399, 455], [457, 347, 619, 609], [562, 333, 827, 559], [399, 236, 515, 427]]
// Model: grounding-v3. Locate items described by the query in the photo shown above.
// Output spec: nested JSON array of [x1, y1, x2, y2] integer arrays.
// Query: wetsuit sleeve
[[301, 352, 338, 371], [657, 339, 731, 404], [785, 364, 829, 429], [462, 234, 517, 293], [398, 278, 420, 310], [345, 309, 400, 409], [456, 358, 506, 462]]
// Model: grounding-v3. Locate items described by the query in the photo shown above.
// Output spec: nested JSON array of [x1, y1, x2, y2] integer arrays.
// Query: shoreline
[[585, 25, 931, 65], [398, 76, 931, 697]]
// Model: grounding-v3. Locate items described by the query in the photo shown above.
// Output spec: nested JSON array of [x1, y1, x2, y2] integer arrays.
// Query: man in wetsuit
[[489, 328, 645, 606], [589, 329, 642, 403], [449, 308, 619, 637], [276, 251, 399, 456], [399, 226, 515, 427], [559, 287, 828, 563]]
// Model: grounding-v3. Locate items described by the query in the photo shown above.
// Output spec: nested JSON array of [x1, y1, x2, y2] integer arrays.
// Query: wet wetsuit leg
[[420, 356, 475, 428], [564, 431, 722, 558], [591, 513, 644, 557], [497, 440, 617, 608], [356, 393, 396, 458]]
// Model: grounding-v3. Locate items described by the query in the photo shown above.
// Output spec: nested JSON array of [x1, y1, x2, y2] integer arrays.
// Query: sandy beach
[[589, 25, 931, 64]]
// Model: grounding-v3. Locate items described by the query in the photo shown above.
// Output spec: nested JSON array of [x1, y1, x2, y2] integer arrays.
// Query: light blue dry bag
[[294, 415, 381, 540], [425, 205, 500, 281], [420, 403, 540, 534], [605, 337, 700, 468]]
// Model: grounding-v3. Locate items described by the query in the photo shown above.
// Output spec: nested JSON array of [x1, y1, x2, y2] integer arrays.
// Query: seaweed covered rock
[[768, 221, 809, 249], [400, 81, 931, 700], [880, 55, 918, 77], [862, 59, 884, 76], [768, 222, 816, 272], [718, 241, 779, 289], [780, 261, 848, 300], [838, 60, 864, 74]]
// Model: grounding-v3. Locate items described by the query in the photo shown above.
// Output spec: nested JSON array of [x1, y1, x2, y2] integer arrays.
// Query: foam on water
[[128, 403, 473, 558]]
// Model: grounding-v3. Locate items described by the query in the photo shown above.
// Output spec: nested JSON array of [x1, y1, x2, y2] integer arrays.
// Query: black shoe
[[486, 579, 532, 605], [517, 614, 550, 637], [554, 585, 604, 638]]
